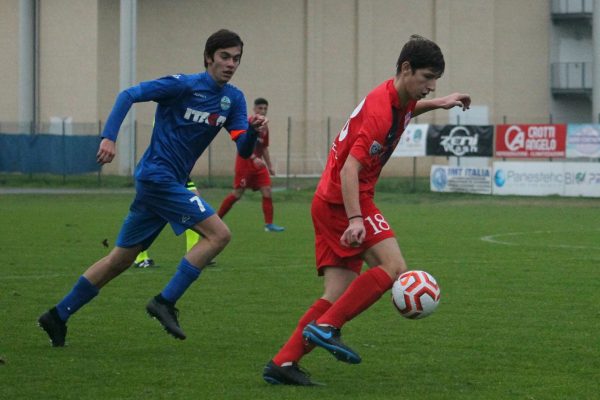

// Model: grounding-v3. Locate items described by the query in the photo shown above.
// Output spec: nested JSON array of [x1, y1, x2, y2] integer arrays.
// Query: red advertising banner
[[495, 124, 566, 158]]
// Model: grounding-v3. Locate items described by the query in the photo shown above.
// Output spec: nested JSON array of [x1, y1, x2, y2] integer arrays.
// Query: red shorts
[[311, 195, 396, 275], [234, 163, 271, 190]]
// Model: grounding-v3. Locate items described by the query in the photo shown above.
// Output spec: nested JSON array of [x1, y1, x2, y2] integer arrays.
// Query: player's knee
[[380, 259, 408, 280], [213, 227, 231, 249]]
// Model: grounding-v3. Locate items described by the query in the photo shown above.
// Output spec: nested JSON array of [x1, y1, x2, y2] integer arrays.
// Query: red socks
[[262, 196, 273, 224], [218, 195, 273, 223], [218, 194, 238, 218], [317, 266, 393, 329], [272, 298, 332, 366]]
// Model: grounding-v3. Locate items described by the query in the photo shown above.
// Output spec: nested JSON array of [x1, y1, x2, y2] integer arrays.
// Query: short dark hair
[[396, 34, 445, 77], [204, 29, 244, 68], [254, 97, 269, 106]]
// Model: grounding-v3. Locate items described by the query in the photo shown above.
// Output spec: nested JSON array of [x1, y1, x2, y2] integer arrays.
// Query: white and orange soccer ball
[[392, 270, 441, 319]]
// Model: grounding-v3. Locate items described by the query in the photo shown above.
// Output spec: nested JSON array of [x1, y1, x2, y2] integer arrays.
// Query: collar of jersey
[[201, 71, 226, 92]]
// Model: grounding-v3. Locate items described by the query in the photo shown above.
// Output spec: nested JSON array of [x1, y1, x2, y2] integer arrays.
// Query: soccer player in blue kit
[[38, 29, 265, 346]]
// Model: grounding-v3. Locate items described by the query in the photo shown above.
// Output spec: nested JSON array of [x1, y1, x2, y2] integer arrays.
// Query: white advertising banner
[[566, 124, 600, 158], [493, 161, 600, 197], [392, 124, 428, 157], [430, 165, 492, 194], [563, 162, 600, 197], [492, 162, 564, 196]]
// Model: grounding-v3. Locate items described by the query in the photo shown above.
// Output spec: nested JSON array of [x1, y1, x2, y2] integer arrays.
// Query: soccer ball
[[392, 270, 441, 319]]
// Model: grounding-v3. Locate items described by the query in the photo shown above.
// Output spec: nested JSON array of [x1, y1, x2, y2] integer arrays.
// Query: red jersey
[[315, 79, 416, 204], [235, 116, 269, 171]]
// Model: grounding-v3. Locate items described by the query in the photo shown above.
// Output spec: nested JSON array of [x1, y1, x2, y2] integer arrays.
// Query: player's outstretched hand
[[97, 138, 116, 165], [439, 92, 471, 111], [250, 115, 268, 132]]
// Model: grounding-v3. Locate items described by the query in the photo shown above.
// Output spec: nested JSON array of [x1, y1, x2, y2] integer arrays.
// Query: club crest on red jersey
[[369, 140, 383, 156]]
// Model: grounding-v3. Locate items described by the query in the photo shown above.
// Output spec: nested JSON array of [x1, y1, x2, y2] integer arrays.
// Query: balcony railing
[[551, 62, 593, 94], [551, 0, 593, 17]]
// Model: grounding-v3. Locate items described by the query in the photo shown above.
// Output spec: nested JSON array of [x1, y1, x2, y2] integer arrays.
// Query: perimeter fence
[[2, 113, 598, 192]]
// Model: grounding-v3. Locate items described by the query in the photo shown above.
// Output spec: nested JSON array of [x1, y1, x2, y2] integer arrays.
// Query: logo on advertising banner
[[440, 126, 478, 156], [494, 169, 506, 187], [431, 167, 448, 190], [566, 124, 600, 158], [495, 124, 566, 158], [392, 123, 428, 157], [563, 162, 600, 197], [492, 161, 564, 196], [430, 165, 492, 194], [426, 125, 493, 157], [493, 161, 600, 198]]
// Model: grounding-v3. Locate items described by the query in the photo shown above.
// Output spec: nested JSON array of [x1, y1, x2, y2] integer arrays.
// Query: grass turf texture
[[0, 188, 598, 399]]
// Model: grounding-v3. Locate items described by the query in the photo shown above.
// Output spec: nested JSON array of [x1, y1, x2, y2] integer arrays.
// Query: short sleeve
[[349, 114, 391, 167]]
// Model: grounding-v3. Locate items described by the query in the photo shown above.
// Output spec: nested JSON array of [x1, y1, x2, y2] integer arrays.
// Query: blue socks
[[160, 258, 202, 304], [56, 276, 99, 322], [54, 259, 201, 322]]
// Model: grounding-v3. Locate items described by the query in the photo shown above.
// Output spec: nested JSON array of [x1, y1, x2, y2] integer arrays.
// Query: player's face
[[253, 104, 268, 116], [399, 61, 440, 101], [206, 46, 242, 85]]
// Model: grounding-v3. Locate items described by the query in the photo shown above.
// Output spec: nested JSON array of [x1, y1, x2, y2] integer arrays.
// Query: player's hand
[[252, 157, 266, 169], [340, 219, 366, 248], [96, 138, 116, 165], [268, 166, 275, 176], [439, 92, 471, 111], [250, 115, 268, 132]]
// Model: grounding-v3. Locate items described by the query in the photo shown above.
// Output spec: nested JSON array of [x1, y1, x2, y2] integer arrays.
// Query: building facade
[[2, 0, 597, 176]]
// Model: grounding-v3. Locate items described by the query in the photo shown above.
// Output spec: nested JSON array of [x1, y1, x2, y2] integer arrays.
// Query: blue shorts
[[115, 180, 215, 249]]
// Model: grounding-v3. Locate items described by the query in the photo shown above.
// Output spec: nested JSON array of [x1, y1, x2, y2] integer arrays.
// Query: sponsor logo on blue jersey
[[183, 107, 226, 127]]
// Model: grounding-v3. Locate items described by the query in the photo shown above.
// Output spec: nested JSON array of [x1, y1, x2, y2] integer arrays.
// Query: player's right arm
[[96, 75, 187, 164], [340, 155, 366, 247]]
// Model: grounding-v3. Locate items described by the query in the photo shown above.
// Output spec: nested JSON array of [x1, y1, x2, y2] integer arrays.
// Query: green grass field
[[1, 187, 598, 399]]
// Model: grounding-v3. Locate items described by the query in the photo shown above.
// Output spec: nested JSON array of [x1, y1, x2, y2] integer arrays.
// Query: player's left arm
[[233, 118, 266, 158], [413, 92, 471, 117], [261, 147, 275, 175], [227, 94, 267, 159]]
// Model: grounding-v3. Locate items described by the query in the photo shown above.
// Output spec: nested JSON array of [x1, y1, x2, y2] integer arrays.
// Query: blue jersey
[[102, 72, 249, 184]]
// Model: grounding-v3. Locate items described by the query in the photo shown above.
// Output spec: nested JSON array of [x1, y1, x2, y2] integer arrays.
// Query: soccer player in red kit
[[263, 35, 471, 386], [218, 98, 285, 232]]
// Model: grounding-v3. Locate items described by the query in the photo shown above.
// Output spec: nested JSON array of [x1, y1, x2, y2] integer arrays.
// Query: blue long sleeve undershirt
[[101, 88, 139, 142], [235, 125, 258, 159]]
